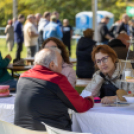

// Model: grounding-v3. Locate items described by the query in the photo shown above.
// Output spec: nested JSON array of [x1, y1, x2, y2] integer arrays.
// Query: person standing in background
[[129, 20, 134, 38], [43, 15, 63, 40], [115, 14, 130, 36], [14, 14, 25, 62], [35, 13, 42, 26], [12, 17, 17, 49], [53, 11, 62, 28], [62, 19, 73, 56], [97, 16, 113, 45], [12, 17, 17, 26], [38, 12, 50, 49], [24, 15, 39, 57], [5, 20, 14, 51]]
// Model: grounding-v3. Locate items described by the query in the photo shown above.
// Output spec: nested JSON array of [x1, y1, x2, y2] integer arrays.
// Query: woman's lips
[[102, 66, 108, 70]]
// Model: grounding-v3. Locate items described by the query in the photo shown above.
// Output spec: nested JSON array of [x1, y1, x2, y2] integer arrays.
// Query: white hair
[[34, 48, 61, 68]]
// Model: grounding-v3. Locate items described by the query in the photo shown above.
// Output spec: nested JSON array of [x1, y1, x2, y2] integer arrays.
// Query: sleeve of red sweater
[[57, 76, 94, 113]]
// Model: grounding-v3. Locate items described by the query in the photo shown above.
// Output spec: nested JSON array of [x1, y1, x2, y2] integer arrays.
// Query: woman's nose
[[100, 61, 105, 66]]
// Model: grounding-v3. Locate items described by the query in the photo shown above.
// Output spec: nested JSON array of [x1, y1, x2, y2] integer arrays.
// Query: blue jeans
[[0, 79, 17, 89]]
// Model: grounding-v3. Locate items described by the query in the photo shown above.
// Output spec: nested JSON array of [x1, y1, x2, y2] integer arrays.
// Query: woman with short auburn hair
[[82, 45, 134, 104], [42, 37, 76, 88]]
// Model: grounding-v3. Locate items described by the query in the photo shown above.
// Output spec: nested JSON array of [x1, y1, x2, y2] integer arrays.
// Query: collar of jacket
[[62, 62, 73, 68], [105, 61, 122, 81]]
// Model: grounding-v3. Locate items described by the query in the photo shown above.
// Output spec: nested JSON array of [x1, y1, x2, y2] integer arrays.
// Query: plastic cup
[[125, 69, 132, 79]]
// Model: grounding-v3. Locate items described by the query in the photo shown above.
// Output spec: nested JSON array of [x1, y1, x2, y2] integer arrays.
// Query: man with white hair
[[116, 13, 130, 36], [24, 14, 39, 57], [14, 48, 94, 131]]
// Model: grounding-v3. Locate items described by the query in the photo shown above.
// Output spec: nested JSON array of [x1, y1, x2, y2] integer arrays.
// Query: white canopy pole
[[13, 0, 18, 19], [92, 0, 98, 41]]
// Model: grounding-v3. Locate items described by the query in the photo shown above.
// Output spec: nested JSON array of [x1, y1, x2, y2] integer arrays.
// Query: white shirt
[[24, 22, 38, 47]]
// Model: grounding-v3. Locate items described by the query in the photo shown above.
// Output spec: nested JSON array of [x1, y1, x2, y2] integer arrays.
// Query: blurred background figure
[[24, 15, 39, 57], [76, 28, 96, 78], [38, 11, 50, 49], [62, 19, 73, 56], [12, 17, 17, 27], [115, 13, 130, 36], [129, 20, 134, 38], [108, 32, 129, 59], [35, 13, 42, 26], [97, 16, 113, 45], [14, 14, 25, 62], [5, 19, 14, 51], [53, 11, 62, 28], [109, 20, 121, 38], [43, 15, 63, 40]]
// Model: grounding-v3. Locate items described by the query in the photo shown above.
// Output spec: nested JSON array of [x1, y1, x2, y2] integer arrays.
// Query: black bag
[[99, 72, 119, 98]]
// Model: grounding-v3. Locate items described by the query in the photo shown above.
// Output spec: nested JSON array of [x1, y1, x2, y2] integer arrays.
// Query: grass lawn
[[0, 38, 84, 94]]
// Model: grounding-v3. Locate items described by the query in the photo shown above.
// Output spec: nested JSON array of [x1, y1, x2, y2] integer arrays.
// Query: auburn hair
[[91, 45, 118, 68], [42, 37, 70, 64], [83, 28, 94, 39]]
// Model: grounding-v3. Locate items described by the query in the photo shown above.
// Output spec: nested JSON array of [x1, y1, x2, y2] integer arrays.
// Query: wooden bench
[[70, 58, 77, 64], [24, 57, 34, 65], [76, 78, 91, 87]]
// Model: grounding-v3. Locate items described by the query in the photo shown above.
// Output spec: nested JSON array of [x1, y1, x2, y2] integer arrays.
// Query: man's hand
[[101, 96, 117, 104], [5, 54, 12, 61]]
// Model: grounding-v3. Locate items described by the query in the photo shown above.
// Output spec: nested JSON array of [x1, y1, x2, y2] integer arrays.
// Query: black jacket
[[108, 39, 127, 59], [14, 65, 93, 131], [115, 22, 128, 35], [76, 37, 96, 78]]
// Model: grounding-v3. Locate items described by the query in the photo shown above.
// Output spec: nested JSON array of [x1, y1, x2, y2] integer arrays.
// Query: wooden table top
[[7, 64, 32, 71]]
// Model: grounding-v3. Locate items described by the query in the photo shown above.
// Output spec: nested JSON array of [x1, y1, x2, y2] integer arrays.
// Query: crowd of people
[[1, 12, 134, 132], [5, 11, 73, 61]]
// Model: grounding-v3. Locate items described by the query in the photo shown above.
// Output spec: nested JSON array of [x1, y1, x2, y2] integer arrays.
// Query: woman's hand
[[5, 54, 12, 62], [101, 96, 117, 104]]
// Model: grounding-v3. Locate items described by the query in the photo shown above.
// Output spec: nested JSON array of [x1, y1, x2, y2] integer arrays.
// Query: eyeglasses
[[95, 56, 109, 65]]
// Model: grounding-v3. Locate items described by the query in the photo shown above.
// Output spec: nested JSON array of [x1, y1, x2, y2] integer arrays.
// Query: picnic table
[[7, 64, 32, 77], [72, 103, 134, 134]]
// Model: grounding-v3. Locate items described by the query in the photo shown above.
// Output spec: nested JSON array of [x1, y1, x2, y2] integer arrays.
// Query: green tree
[[0, 0, 132, 27]]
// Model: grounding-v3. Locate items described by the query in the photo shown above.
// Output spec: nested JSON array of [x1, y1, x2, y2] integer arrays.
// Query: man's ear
[[49, 61, 54, 70]]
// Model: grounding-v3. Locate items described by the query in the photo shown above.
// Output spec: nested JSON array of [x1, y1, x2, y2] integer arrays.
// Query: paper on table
[[80, 90, 91, 98]]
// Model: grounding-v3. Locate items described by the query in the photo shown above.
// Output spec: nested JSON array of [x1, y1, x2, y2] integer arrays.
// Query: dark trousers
[[15, 42, 23, 60], [27, 45, 37, 57], [63, 41, 71, 56]]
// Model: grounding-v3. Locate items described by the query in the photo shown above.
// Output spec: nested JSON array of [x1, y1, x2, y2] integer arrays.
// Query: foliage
[[0, 0, 132, 26]]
